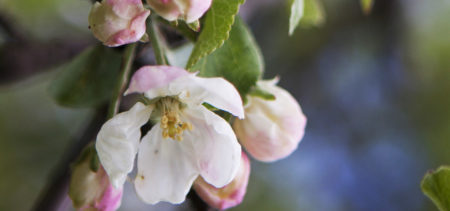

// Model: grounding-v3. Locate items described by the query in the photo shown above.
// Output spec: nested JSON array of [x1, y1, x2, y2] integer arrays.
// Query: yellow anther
[[177, 127, 183, 134], [161, 115, 168, 124], [176, 135, 183, 142], [157, 97, 193, 142], [162, 130, 169, 139], [182, 123, 193, 131]]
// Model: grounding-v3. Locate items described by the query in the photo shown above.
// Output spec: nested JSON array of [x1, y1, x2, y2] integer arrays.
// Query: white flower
[[96, 65, 244, 204], [233, 78, 307, 162]]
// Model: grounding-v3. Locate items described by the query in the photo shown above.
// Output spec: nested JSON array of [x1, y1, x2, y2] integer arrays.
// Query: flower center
[[157, 97, 192, 141]]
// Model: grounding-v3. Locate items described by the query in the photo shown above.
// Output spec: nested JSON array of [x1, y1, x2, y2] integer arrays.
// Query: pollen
[[158, 97, 193, 141]]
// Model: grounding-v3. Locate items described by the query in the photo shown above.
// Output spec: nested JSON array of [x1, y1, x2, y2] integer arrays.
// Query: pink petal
[[233, 80, 307, 162], [194, 152, 250, 210], [104, 10, 150, 47], [125, 65, 190, 95], [94, 180, 123, 211], [183, 106, 242, 188]]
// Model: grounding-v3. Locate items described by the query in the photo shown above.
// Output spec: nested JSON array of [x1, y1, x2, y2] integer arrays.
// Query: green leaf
[[49, 45, 122, 108], [360, 0, 374, 15], [186, 0, 245, 69], [421, 166, 450, 211], [300, 0, 325, 27], [249, 87, 276, 101], [192, 17, 264, 98], [289, 0, 304, 36]]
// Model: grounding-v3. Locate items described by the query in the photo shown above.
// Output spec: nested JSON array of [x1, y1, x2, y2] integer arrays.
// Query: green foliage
[[0, 73, 91, 211], [360, 0, 374, 14], [186, 0, 245, 69], [249, 87, 276, 101], [192, 17, 264, 98], [300, 0, 325, 27], [421, 166, 450, 211], [48, 45, 122, 108], [289, 0, 304, 35], [289, 0, 325, 35]]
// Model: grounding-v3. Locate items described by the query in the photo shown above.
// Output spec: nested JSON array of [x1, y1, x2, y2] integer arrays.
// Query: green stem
[[158, 17, 198, 42], [148, 16, 168, 65], [107, 43, 137, 118]]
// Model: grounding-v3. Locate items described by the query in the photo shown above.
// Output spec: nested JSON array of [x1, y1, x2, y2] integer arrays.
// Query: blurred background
[[1, 0, 449, 210]]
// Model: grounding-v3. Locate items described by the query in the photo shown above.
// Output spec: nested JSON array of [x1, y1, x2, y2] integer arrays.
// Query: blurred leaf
[[48, 45, 122, 108], [289, 0, 304, 35], [421, 166, 450, 211], [186, 0, 245, 69], [360, 0, 374, 15], [300, 0, 325, 27], [0, 72, 91, 211], [192, 17, 263, 97]]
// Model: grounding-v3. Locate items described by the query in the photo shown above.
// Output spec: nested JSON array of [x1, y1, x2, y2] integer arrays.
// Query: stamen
[[157, 97, 192, 141]]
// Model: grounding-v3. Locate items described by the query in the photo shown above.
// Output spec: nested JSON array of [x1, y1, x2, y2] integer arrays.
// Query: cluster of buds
[[83, 0, 307, 209], [88, 0, 212, 46]]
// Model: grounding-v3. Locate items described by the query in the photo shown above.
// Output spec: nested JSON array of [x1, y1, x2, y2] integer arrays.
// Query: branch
[[107, 43, 137, 118], [148, 15, 168, 65]]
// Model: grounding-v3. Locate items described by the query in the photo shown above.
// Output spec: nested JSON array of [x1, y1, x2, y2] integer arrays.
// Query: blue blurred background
[[1, 0, 449, 210]]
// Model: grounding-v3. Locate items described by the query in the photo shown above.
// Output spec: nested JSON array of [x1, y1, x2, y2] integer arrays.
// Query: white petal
[[169, 75, 244, 119], [184, 106, 242, 188], [134, 124, 198, 204], [96, 102, 153, 188]]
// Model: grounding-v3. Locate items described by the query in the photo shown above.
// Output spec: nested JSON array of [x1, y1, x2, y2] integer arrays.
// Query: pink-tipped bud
[[69, 149, 123, 211], [88, 0, 150, 47], [146, 0, 212, 23], [194, 152, 250, 210], [233, 79, 307, 162]]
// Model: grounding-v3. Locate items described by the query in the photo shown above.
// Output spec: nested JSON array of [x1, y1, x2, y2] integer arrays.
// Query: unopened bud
[[194, 152, 250, 210], [233, 79, 307, 162], [146, 0, 212, 23], [88, 0, 150, 47], [69, 146, 123, 211]]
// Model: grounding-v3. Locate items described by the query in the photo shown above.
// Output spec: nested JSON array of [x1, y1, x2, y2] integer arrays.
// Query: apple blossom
[[194, 152, 250, 210], [88, 0, 150, 47], [233, 78, 307, 162], [146, 0, 212, 23], [69, 148, 122, 211], [96, 65, 244, 204]]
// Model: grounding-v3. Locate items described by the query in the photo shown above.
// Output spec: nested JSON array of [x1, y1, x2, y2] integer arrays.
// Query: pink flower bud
[[146, 0, 212, 23], [88, 0, 150, 47], [69, 151, 123, 211], [193, 152, 250, 210], [233, 79, 307, 162]]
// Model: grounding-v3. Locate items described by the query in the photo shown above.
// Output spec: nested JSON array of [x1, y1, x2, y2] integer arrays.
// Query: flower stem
[[107, 43, 137, 118], [148, 15, 168, 65]]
